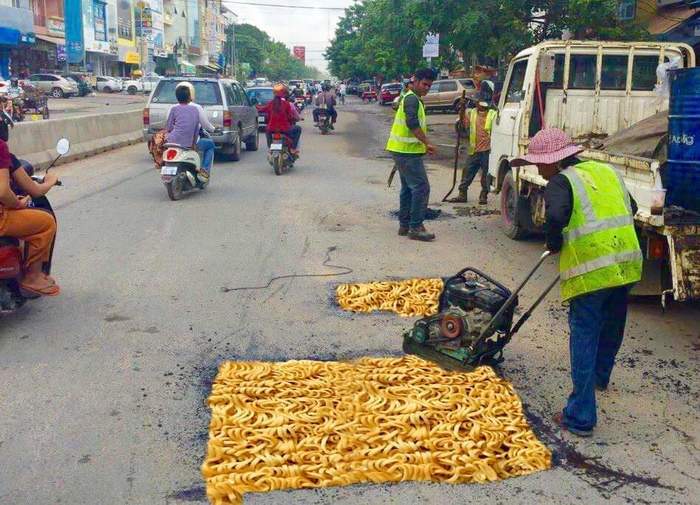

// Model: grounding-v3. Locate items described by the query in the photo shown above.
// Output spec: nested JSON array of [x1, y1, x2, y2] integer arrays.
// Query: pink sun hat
[[511, 128, 584, 166]]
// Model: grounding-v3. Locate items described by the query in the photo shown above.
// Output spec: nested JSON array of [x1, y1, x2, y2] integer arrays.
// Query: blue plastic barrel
[[667, 68, 700, 212]]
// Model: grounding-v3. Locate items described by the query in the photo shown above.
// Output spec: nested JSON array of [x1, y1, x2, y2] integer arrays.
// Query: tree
[[234, 23, 322, 81], [325, 0, 649, 80]]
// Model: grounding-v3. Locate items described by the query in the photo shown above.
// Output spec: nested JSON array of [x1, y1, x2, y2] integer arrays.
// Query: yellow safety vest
[[468, 108, 497, 155], [559, 161, 643, 301], [386, 90, 427, 155]]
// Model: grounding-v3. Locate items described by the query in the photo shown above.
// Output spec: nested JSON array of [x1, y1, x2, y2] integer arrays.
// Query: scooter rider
[[256, 83, 302, 156], [165, 82, 216, 180], [313, 84, 337, 129], [0, 110, 59, 296]]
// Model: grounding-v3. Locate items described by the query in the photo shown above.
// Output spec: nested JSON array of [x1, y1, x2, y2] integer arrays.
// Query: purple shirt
[[166, 104, 200, 147]]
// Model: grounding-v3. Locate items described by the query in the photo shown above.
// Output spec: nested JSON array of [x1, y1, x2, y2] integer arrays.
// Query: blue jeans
[[459, 150, 490, 195], [394, 154, 429, 229], [564, 285, 631, 431], [197, 137, 215, 173]]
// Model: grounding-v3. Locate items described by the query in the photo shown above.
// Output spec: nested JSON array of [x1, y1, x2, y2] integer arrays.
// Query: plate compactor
[[403, 251, 559, 371]]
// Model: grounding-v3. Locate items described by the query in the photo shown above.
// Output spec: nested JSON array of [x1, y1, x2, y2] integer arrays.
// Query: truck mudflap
[[668, 232, 700, 302]]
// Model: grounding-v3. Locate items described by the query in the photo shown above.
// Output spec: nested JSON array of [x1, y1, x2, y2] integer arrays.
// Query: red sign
[[293, 46, 305, 63]]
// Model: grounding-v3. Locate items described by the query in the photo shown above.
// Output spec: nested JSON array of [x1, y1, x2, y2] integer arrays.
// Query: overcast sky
[[222, 0, 356, 74]]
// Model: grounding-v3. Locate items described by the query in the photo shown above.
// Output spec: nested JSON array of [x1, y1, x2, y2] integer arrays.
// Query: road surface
[[48, 92, 147, 119], [0, 102, 698, 504]]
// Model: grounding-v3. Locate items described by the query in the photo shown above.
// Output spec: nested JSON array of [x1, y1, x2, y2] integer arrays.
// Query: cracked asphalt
[[0, 97, 698, 504]]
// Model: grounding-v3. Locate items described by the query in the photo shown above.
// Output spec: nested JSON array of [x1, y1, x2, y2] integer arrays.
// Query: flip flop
[[20, 283, 60, 297]]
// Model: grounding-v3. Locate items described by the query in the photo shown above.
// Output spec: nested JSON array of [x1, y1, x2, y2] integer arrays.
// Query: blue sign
[[65, 0, 85, 64]]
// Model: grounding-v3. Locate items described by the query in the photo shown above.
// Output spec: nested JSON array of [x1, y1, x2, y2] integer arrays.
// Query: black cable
[[220, 246, 353, 292]]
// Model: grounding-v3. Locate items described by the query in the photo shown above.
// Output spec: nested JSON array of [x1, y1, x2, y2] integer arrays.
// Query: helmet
[[322, 84, 330, 92], [273, 83, 287, 97], [176, 81, 195, 101], [10, 77, 18, 86]]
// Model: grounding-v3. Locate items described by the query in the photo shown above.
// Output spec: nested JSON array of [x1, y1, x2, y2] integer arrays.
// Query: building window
[[618, 0, 635, 21], [94, 0, 107, 41]]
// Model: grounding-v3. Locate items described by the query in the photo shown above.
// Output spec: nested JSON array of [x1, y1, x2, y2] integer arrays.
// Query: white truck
[[488, 40, 700, 304]]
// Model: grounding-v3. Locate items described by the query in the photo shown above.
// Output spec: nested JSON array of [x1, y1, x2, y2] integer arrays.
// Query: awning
[[0, 27, 20, 47], [648, 7, 699, 35], [35, 33, 65, 46], [198, 63, 221, 72]]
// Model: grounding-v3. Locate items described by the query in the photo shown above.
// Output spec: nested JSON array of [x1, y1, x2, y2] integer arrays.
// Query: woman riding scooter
[[0, 110, 59, 296], [256, 83, 302, 156]]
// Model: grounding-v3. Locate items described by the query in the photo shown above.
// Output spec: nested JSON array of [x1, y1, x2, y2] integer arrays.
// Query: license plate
[[270, 143, 283, 151], [257, 116, 265, 123], [161, 165, 178, 176]]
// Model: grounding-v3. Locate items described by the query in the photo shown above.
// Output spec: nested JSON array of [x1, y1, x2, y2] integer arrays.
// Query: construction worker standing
[[386, 68, 437, 242], [449, 99, 497, 204], [512, 128, 642, 437]]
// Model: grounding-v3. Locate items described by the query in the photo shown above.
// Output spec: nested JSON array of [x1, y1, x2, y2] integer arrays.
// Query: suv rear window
[[151, 80, 222, 105], [459, 79, 476, 89]]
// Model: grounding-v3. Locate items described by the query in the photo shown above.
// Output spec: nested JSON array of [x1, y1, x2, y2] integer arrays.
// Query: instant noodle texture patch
[[336, 279, 443, 317], [202, 355, 550, 504]]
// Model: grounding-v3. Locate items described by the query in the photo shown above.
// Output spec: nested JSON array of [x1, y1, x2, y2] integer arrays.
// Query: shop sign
[[47, 17, 65, 36]]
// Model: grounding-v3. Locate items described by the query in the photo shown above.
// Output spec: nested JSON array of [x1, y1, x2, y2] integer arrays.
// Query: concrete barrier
[[8, 109, 144, 168]]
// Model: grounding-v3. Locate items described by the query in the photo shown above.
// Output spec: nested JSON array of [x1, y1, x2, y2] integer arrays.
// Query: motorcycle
[[294, 96, 305, 113], [317, 105, 331, 135], [1, 87, 24, 122], [0, 138, 68, 314], [268, 131, 296, 176], [160, 130, 212, 201]]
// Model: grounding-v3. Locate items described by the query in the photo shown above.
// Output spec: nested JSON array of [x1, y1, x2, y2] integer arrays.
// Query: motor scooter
[[317, 105, 332, 135], [160, 130, 212, 201], [0, 138, 67, 314], [267, 131, 297, 176], [294, 96, 305, 113]]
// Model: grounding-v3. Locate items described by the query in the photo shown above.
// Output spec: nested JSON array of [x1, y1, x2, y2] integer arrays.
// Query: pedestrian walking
[[448, 100, 497, 204], [512, 128, 642, 437], [386, 68, 437, 242]]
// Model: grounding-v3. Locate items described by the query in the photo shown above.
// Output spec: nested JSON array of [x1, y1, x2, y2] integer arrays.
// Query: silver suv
[[26, 73, 79, 98], [143, 77, 259, 161]]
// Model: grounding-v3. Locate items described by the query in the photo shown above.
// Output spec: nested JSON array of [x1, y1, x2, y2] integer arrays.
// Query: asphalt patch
[[454, 206, 501, 217]]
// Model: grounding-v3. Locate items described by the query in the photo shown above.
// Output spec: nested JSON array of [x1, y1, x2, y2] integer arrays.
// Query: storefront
[[23, 34, 65, 74]]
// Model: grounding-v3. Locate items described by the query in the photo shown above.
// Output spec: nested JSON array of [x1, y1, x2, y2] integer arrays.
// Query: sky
[[221, 0, 356, 75]]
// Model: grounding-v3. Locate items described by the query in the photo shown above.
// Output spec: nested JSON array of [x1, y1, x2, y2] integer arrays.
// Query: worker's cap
[[511, 128, 584, 166]]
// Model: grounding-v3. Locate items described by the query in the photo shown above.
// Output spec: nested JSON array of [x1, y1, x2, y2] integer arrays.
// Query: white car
[[123, 74, 161, 95], [95, 76, 123, 93]]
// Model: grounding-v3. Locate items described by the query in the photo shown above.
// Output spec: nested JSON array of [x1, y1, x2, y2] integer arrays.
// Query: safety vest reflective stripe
[[389, 134, 422, 144], [561, 167, 635, 241], [560, 250, 643, 280], [563, 214, 635, 241]]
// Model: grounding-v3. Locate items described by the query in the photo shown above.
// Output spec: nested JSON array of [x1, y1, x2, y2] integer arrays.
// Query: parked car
[[95, 76, 123, 93], [124, 74, 161, 95], [143, 77, 259, 161], [379, 83, 402, 105], [245, 86, 274, 131], [63, 73, 92, 96], [423, 78, 478, 112], [26, 73, 79, 98]]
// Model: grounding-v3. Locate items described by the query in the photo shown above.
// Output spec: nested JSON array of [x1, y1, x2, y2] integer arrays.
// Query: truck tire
[[500, 170, 530, 240], [227, 129, 242, 161]]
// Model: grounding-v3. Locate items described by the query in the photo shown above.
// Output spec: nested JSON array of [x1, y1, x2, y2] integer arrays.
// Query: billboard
[[65, 0, 85, 64], [293, 46, 305, 63]]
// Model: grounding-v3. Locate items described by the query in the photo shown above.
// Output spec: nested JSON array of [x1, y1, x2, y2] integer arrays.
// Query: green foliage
[[326, 0, 649, 80], [234, 23, 323, 81]]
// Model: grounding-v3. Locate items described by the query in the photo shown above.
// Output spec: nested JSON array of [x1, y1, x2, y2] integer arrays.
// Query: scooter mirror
[[56, 138, 70, 156]]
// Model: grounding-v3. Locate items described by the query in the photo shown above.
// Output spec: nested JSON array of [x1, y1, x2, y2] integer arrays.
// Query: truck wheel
[[127, 86, 137, 95], [500, 171, 529, 240]]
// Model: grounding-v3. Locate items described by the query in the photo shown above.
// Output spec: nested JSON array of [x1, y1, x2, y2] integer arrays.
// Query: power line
[[223, 0, 347, 10]]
